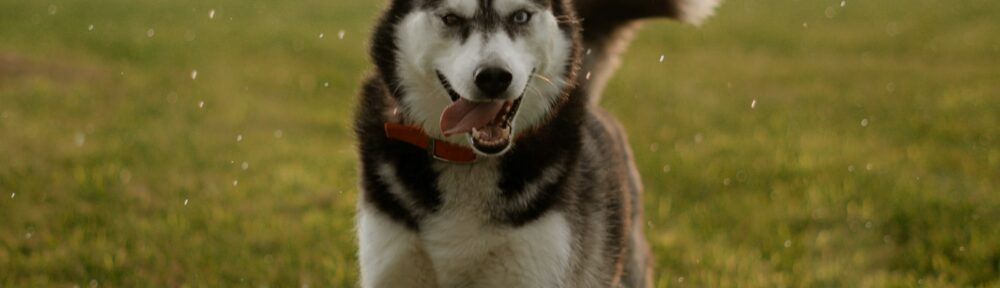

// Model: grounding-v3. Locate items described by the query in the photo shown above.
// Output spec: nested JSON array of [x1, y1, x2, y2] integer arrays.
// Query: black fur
[[361, 0, 582, 230], [354, 0, 710, 285]]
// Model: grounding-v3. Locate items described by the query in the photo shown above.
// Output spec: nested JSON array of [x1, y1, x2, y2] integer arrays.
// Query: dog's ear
[[572, 0, 720, 102]]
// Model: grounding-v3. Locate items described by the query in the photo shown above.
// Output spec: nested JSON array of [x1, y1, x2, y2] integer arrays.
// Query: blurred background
[[1, 0, 997, 286]]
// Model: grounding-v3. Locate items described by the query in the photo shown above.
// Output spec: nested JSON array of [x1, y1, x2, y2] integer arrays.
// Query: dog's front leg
[[357, 207, 436, 288]]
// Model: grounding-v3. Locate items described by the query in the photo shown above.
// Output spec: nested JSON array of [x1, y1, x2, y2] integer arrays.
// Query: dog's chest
[[412, 162, 573, 286], [420, 162, 505, 254]]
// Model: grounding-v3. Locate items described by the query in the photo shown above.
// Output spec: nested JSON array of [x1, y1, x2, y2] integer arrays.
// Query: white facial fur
[[394, 0, 572, 147]]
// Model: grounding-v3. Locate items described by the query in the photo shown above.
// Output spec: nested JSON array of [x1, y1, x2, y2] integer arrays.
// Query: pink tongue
[[439, 99, 505, 136]]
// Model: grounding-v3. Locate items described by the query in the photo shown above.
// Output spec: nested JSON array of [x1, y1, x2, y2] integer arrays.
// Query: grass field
[[1, 0, 998, 286]]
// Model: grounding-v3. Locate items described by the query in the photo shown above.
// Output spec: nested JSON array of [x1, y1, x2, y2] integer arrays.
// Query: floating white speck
[[662, 164, 671, 173], [25, 232, 32, 239], [784, 240, 792, 248], [585, 72, 591, 80], [236, 134, 243, 142], [658, 55, 665, 63], [866, 163, 873, 170], [841, 0, 846, 7], [241, 162, 249, 170], [273, 130, 283, 138], [74, 132, 86, 147], [319, 33, 325, 39], [184, 199, 189, 206], [338, 30, 346, 39], [751, 99, 757, 109], [9, 193, 14, 198], [802, 22, 808, 28], [586, 48, 592, 55], [190, 70, 198, 80], [88, 24, 94, 31], [198, 101, 205, 108], [146, 28, 155, 38], [233, 180, 239, 186], [861, 118, 869, 127], [209, 9, 216, 19]]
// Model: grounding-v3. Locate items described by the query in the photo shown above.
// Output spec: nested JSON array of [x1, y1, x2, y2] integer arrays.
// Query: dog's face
[[384, 0, 577, 156]]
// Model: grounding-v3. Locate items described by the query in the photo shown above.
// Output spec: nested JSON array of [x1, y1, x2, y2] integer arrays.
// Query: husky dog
[[355, 0, 718, 287]]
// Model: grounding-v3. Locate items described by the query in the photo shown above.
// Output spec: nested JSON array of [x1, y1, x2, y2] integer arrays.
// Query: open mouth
[[437, 71, 523, 155]]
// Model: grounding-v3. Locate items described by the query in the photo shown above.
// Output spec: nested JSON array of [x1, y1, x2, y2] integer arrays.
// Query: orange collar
[[384, 123, 478, 163]]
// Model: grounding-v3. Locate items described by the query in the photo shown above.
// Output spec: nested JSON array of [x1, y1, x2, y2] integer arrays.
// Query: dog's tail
[[572, 0, 720, 103]]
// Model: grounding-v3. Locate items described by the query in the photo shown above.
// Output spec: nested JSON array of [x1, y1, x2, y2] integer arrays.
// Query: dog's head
[[372, 0, 580, 156]]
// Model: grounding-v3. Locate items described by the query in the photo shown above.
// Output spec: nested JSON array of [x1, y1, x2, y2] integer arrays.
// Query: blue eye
[[511, 10, 532, 25]]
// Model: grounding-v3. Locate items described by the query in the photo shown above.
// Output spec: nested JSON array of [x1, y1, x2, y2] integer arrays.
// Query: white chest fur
[[358, 161, 572, 287]]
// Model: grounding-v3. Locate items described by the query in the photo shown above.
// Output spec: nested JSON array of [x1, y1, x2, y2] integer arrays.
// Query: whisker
[[532, 73, 554, 86], [532, 74, 562, 91], [527, 85, 543, 98]]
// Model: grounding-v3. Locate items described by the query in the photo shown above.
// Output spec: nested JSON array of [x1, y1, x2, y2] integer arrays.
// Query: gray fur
[[356, 0, 717, 287]]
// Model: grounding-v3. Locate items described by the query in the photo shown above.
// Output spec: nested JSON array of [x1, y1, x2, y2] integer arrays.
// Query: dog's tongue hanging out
[[440, 99, 505, 136]]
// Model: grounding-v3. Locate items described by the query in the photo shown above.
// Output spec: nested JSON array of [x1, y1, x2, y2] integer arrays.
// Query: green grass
[[0, 0, 997, 286]]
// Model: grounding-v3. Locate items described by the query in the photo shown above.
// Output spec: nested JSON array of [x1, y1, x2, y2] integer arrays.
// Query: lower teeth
[[472, 100, 518, 147]]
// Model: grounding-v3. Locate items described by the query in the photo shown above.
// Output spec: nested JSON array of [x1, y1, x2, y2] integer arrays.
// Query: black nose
[[474, 67, 512, 98]]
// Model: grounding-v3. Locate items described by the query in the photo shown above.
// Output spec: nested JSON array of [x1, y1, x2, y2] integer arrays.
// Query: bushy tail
[[572, 0, 720, 103]]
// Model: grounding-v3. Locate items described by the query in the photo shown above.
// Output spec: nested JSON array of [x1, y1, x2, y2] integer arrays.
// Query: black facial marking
[[448, 0, 552, 42], [475, 0, 502, 38], [436, 71, 461, 101], [362, 0, 583, 229]]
